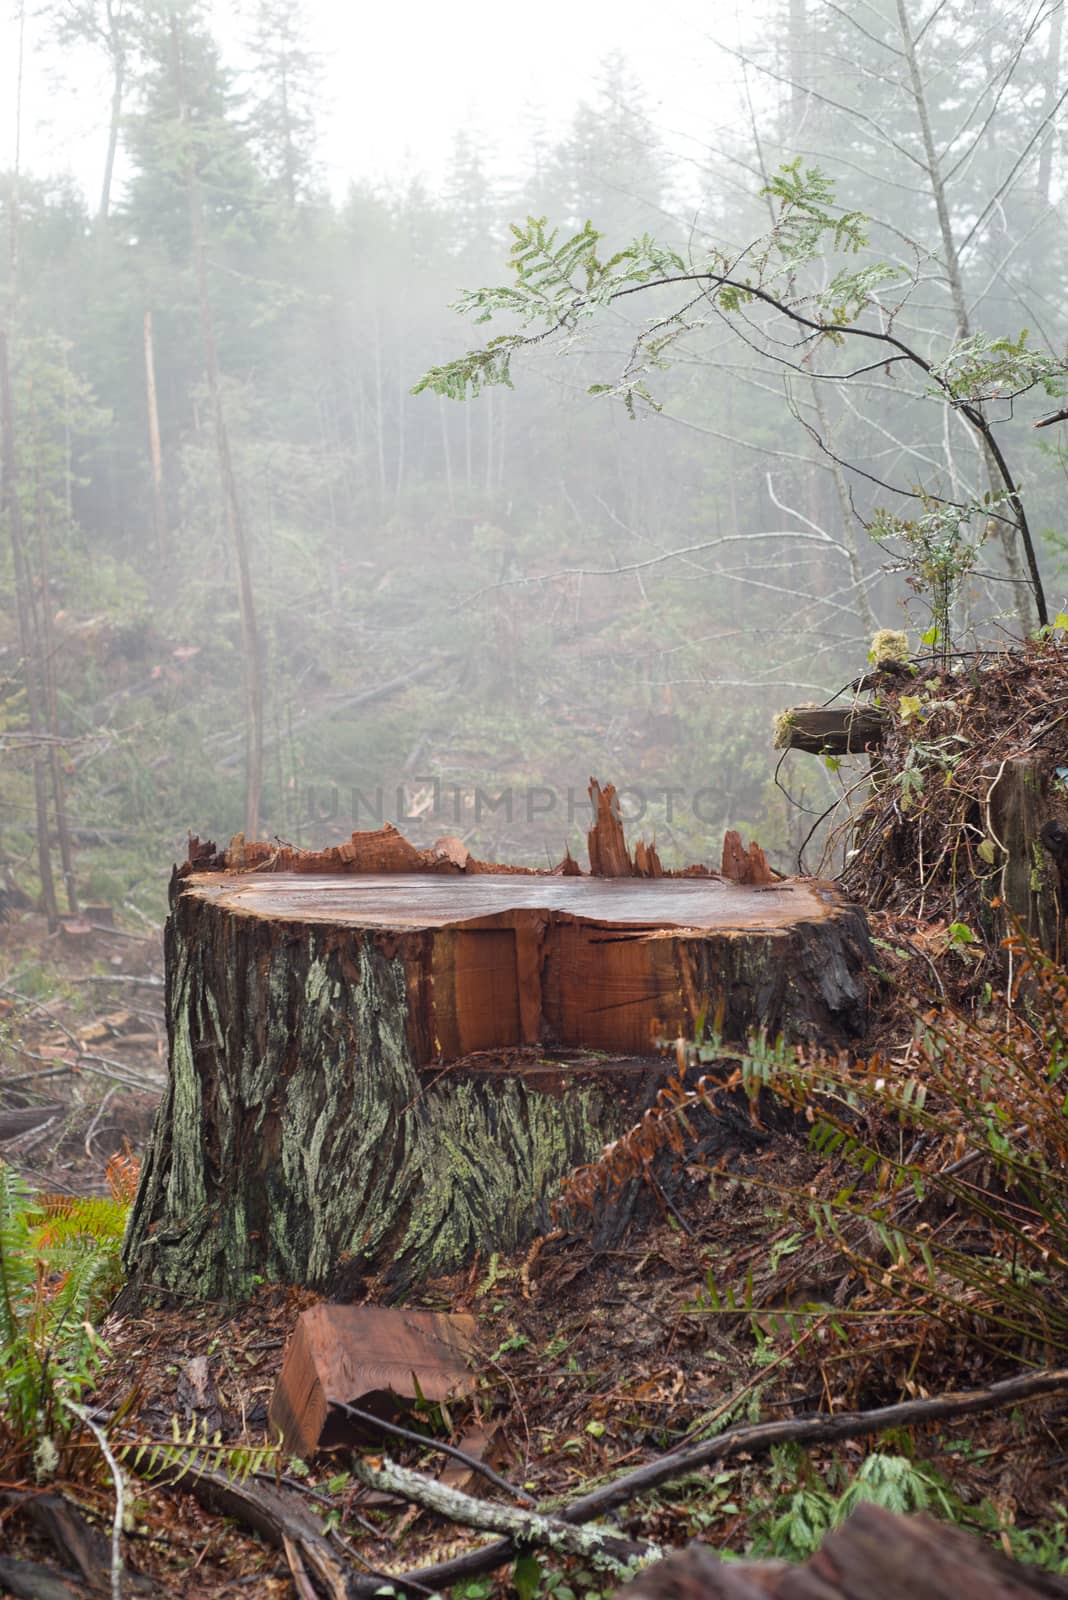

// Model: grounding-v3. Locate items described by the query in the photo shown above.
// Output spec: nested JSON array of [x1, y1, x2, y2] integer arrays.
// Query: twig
[[9, 1046, 155, 1093], [0, 1066, 73, 1089], [64, 976, 163, 988], [332, 1401, 536, 1506], [63, 1401, 123, 1600], [85, 1086, 119, 1160]]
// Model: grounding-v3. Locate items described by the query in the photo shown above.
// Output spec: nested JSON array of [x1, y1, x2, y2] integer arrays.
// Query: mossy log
[[774, 705, 889, 756], [123, 784, 873, 1301]]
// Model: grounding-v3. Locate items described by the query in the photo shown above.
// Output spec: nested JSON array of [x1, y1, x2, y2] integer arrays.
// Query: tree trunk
[[1037, 2, 1064, 207], [173, 12, 264, 838], [123, 789, 873, 1301], [0, 330, 58, 929], [894, 0, 1037, 632], [98, 40, 125, 225], [143, 310, 169, 563], [31, 431, 78, 915], [811, 383, 878, 635]]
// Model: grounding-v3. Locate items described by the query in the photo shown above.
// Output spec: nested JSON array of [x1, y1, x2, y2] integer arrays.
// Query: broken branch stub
[[775, 705, 888, 756], [123, 779, 873, 1299]]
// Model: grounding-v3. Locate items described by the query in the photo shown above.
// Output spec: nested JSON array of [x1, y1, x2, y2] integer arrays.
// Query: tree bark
[[142, 310, 169, 563], [123, 797, 872, 1301], [0, 330, 58, 929]]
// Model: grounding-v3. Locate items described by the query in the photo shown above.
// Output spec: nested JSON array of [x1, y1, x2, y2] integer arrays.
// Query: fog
[[1, 0, 1065, 916]]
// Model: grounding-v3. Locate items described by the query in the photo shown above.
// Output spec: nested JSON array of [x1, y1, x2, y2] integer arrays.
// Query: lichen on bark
[[123, 900, 632, 1300], [123, 860, 873, 1303]]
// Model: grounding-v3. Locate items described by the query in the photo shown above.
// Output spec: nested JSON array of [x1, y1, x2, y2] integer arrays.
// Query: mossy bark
[[986, 758, 1063, 956], [123, 873, 873, 1302]]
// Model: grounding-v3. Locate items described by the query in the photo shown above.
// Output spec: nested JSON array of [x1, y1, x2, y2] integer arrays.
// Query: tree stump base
[[123, 784, 873, 1300]]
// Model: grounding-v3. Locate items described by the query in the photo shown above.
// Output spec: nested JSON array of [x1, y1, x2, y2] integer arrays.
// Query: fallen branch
[[8, 1046, 156, 1093], [351, 1454, 660, 1576], [0, 1103, 66, 1142], [348, 1365, 1068, 1596]]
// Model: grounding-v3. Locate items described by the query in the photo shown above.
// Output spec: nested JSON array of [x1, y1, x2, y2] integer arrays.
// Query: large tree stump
[[123, 784, 873, 1300]]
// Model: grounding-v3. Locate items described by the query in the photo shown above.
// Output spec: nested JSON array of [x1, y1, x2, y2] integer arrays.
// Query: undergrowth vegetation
[[563, 929, 1068, 1396], [0, 1153, 134, 1477]]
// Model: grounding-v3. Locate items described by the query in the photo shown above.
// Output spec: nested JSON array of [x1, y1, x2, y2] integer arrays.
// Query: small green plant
[[869, 494, 1005, 665], [0, 1160, 128, 1478], [748, 1448, 960, 1563], [969, 1500, 1068, 1573]]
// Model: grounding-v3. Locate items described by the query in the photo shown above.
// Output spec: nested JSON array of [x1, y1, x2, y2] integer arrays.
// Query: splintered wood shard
[[587, 779, 634, 876], [721, 830, 774, 886], [124, 778, 873, 1299]]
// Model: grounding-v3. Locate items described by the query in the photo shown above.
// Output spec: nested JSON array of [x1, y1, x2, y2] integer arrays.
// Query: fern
[[0, 1157, 132, 1476], [558, 934, 1068, 1376], [120, 1424, 283, 1486], [750, 1453, 958, 1563]]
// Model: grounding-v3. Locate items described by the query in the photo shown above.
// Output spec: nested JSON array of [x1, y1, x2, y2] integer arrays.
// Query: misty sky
[[1, 0, 739, 202]]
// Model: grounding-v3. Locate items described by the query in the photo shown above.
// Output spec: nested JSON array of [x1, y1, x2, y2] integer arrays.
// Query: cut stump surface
[[124, 782, 874, 1300]]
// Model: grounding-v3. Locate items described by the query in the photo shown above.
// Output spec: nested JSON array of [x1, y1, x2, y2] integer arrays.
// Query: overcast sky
[[1, 0, 741, 206]]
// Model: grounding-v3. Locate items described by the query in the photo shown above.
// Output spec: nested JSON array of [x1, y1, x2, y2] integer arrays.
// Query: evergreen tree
[[244, 0, 323, 211]]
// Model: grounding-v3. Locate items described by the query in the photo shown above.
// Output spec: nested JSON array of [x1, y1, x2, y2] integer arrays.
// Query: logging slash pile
[[839, 638, 1068, 957]]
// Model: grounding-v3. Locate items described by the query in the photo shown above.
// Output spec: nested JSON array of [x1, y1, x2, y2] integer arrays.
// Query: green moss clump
[[869, 629, 910, 666], [772, 709, 799, 749]]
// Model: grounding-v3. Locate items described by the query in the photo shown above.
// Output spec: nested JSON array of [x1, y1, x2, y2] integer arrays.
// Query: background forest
[[2, 0, 1067, 922]]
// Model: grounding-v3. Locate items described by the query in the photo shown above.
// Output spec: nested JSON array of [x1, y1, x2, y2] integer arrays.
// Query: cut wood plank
[[269, 1304, 479, 1458], [986, 757, 1063, 955]]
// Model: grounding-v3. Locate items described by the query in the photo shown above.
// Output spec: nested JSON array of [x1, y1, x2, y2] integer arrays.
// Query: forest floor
[[3, 893, 1068, 1597], [8, 639, 1068, 1595]]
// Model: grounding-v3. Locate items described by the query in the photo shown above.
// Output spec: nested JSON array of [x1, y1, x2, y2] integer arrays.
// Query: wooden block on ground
[[269, 1303, 480, 1458]]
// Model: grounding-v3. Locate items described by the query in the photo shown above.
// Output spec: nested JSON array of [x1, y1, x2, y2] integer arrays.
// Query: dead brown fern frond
[[557, 949, 1068, 1382]]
